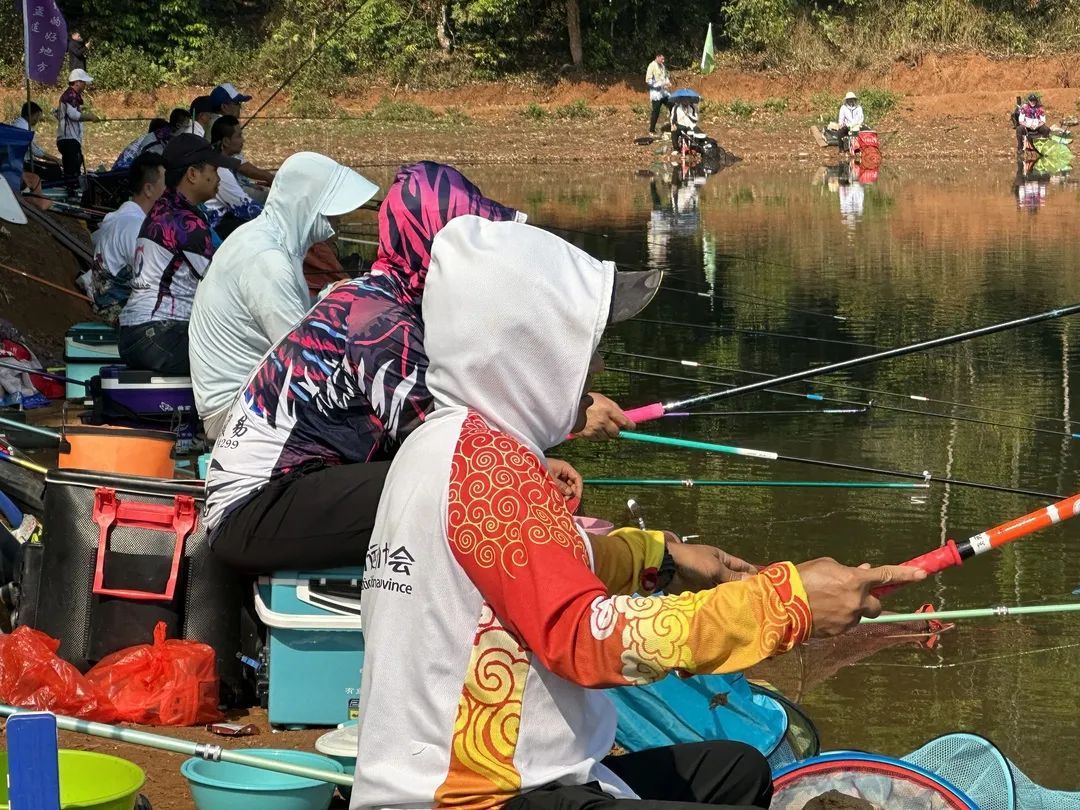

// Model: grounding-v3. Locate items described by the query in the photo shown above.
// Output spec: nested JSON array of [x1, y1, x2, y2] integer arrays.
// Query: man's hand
[[797, 558, 927, 638], [666, 539, 759, 594], [546, 458, 582, 502], [577, 392, 634, 440]]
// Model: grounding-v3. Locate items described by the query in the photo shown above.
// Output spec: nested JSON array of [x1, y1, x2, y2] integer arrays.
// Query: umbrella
[[670, 88, 701, 102]]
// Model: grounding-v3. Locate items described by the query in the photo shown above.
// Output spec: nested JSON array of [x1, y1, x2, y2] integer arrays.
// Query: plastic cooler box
[[254, 568, 365, 728], [64, 323, 120, 400], [97, 366, 199, 452]]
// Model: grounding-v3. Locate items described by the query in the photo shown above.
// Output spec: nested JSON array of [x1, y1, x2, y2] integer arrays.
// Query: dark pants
[[211, 460, 393, 574], [1018, 124, 1051, 151], [649, 98, 672, 134], [504, 742, 772, 810], [118, 320, 191, 375], [56, 138, 82, 194]]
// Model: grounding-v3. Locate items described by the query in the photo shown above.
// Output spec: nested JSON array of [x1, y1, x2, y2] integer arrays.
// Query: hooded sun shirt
[[190, 152, 378, 439], [202, 161, 523, 533], [350, 216, 812, 810]]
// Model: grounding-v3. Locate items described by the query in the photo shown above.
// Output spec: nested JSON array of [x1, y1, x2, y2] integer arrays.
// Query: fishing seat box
[[254, 568, 365, 728], [17, 469, 248, 706], [64, 323, 120, 400]]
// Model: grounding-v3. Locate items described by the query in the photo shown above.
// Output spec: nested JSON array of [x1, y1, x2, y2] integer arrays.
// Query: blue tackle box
[[63, 323, 120, 400], [255, 568, 365, 728]]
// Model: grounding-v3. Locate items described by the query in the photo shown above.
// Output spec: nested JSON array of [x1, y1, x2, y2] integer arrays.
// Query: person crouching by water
[[202, 161, 639, 574], [349, 215, 930, 810], [117, 134, 233, 375], [837, 91, 864, 151], [670, 96, 699, 155]]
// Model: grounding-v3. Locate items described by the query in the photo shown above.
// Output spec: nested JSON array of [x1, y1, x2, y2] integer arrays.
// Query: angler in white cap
[[56, 68, 103, 197], [836, 91, 865, 151]]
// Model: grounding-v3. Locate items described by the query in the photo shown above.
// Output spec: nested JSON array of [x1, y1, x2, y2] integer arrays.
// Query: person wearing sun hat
[[117, 134, 236, 374], [189, 152, 379, 440], [836, 91, 865, 151], [55, 68, 102, 196]]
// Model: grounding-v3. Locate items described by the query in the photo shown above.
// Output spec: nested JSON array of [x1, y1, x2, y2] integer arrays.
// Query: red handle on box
[[92, 488, 195, 602]]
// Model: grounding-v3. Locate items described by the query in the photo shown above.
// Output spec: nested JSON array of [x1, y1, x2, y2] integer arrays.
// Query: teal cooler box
[[254, 568, 365, 728], [64, 323, 120, 400]]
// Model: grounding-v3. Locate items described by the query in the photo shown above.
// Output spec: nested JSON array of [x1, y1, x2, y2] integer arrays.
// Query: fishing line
[[851, 642, 1080, 669], [629, 317, 877, 348]]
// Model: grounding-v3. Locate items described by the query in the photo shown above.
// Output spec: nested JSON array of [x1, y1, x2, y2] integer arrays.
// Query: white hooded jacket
[[352, 216, 811, 810], [189, 152, 377, 438]]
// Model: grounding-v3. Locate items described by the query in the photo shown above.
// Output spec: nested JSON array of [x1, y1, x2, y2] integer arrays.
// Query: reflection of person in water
[[1014, 158, 1049, 212], [837, 175, 864, 226]]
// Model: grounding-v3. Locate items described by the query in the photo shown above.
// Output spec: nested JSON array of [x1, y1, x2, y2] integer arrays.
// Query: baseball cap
[[163, 133, 237, 171], [609, 268, 662, 324], [68, 69, 93, 84], [210, 83, 252, 107]]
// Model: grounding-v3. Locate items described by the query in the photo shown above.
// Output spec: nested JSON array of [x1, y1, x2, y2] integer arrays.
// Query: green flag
[[700, 22, 715, 75]]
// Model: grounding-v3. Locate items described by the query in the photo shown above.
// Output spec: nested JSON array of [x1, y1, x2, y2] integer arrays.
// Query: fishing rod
[[664, 407, 868, 416], [619, 305, 1080, 423], [0, 261, 90, 302], [584, 478, 928, 489], [243, 0, 379, 129], [616, 431, 1064, 500], [608, 358, 1080, 440], [0, 451, 47, 476], [609, 349, 1079, 429], [875, 491, 1080, 596], [0, 705, 352, 787], [862, 601, 1080, 624]]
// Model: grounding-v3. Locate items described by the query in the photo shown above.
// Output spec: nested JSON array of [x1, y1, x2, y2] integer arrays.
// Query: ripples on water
[[353, 159, 1080, 786]]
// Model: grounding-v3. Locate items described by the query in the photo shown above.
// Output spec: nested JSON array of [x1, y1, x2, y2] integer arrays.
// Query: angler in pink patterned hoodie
[[205, 162, 600, 572]]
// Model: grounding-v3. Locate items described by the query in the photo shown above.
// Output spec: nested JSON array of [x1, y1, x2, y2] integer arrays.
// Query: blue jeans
[[118, 320, 190, 375]]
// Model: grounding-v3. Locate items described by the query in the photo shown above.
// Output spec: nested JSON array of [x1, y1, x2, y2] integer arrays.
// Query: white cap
[[68, 69, 93, 84], [843, 91, 857, 101]]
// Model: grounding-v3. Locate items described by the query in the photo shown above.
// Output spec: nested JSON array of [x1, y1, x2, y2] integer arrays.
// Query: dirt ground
[[0, 51, 1075, 174]]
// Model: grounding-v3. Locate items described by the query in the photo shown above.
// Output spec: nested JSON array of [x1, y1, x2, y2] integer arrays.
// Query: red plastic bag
[[85, 622, 223, 726], [0, 627, 117, 722]]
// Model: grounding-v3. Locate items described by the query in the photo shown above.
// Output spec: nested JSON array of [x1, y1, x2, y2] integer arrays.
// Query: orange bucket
[[58, 425, 176, 479]]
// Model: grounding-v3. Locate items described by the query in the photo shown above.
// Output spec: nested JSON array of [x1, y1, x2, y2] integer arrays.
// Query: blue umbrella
[[670, 88, 701, 102]]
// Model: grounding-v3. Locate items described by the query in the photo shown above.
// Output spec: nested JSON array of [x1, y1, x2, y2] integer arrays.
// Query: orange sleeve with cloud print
[[446, 412, 812, 688]]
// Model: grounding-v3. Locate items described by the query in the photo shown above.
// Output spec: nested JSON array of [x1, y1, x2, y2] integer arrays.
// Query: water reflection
[[817, 160, 878, 227]]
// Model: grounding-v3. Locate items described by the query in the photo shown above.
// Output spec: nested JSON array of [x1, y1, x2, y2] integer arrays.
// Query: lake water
[[349, 157, 1080, 787]]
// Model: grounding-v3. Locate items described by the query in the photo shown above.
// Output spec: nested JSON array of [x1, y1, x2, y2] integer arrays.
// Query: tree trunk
[[436, 3, 452, 53], [566, 0, 583, 68]]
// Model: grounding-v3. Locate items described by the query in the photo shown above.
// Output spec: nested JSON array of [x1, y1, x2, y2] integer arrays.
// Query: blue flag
[[22, 0, 68, 84]]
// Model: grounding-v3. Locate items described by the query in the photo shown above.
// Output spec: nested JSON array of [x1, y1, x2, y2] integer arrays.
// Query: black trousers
[[56, 138, 82, 194], [504, 742, 772, 810], [1017, 123, 1051, 150], [211, 460, 393, 574], [649, 98, 672, 134]]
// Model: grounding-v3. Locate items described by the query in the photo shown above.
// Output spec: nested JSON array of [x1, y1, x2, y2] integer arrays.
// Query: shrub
[[522, 102, 549, 120], [367, 99, 436, 123], [728, 99, 755, 119], [555, 99, 596, 120], [763, 97, 788, 113], [86, 44, 168, 92], [857, 87, 900, 119]]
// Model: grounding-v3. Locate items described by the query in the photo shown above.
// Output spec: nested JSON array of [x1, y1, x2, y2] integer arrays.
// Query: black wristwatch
[[655, 547, 676, 592]]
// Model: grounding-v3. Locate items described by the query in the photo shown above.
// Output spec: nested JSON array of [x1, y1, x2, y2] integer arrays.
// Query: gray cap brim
[[609, 268, 663, 324]]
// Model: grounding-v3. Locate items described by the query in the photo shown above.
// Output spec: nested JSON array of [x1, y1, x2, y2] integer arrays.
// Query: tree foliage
[[3, 0, 1079, 88]]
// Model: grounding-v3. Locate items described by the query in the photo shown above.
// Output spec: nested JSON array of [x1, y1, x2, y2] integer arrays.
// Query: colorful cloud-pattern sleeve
[[446, 412, 812, 689], [587, 528, 667, 596]]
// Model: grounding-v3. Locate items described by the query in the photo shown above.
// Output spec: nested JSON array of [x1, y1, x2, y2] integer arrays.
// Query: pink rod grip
[[623, 402, 666, 424], [873, 540, 963, 597]]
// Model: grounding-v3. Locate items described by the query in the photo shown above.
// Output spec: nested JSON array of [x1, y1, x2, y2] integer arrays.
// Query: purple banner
[[22, 0, 67, 84]]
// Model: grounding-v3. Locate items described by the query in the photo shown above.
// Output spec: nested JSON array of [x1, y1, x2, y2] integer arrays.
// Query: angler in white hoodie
[[188, 152, 378, 439], [353, 217, 928, 810]]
